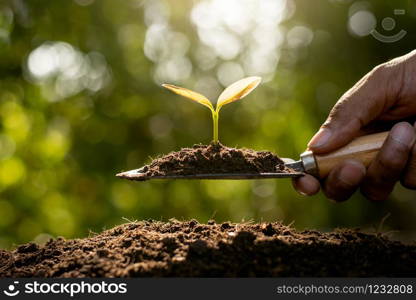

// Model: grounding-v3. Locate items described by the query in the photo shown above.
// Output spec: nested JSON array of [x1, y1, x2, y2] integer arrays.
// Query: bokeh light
[[26, 42, 110, 100]]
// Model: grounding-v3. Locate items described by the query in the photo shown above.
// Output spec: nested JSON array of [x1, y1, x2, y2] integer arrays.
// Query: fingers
[[361, 122, 416, 201], [292, 174, 320, 196], [294, 122, 416, 201], [402, 135, 416, 189], [323, 159, 366, 202], [308, 63, 403, 154], [401, 122, 416, 189]]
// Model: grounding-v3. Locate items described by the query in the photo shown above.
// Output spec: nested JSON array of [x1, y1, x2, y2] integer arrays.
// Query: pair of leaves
[[162, 76, 261, 112]]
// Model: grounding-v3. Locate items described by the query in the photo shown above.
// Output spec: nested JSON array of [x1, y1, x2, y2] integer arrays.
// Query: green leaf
[[216, 76, 261, 111], [162, 84, 214, 111]]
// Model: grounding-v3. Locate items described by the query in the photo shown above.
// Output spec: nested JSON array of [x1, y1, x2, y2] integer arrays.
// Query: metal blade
[[282, 158, 305, 173], [116, 168, 303, 181]]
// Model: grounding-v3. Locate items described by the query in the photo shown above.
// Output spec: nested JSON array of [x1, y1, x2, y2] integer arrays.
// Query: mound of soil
[[142, 143, 293, 177], [1, 220, 415, 277]]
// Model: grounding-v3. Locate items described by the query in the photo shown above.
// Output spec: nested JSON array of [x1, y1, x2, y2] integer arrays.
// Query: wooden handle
[[314, 131, 389, 178]]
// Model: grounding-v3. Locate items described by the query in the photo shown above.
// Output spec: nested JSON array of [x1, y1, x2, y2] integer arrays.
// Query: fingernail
[[391, 123, 415, 146], [293, 177, 320, 196], [308, 128, 332, 149], [297, 190, 308, 196]]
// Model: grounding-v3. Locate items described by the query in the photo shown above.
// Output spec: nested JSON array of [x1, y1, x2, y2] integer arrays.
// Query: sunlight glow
[[191, 0, 295, 83], [143, 0, 297, 85]]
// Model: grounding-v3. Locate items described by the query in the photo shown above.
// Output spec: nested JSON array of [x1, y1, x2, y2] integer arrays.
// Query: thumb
[[308, 63, 401, 154]]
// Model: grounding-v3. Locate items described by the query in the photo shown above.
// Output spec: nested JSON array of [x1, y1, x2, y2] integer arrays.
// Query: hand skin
[[293, 50, 416, 202]]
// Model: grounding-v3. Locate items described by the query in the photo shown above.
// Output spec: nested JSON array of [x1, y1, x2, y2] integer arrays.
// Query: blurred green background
[[1, 0, 416, 248]]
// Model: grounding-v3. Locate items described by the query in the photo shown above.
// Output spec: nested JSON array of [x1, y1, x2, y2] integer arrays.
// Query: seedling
[[162, 76, 261, 143]]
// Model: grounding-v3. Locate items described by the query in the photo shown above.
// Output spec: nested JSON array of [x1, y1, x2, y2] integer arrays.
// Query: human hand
[[293, 50, 416, 201]]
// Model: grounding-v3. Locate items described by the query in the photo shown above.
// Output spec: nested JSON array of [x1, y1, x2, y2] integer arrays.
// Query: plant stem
[[212, 110, 219, 143]]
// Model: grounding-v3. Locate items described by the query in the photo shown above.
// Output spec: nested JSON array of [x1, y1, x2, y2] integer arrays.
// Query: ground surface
[[1, 220, 415, 277], [142, 143, 293, 177]]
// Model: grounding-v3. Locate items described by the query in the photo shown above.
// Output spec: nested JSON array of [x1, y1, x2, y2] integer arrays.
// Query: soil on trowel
[[1, 220, 415, 277], [142, 143, 294, 177]]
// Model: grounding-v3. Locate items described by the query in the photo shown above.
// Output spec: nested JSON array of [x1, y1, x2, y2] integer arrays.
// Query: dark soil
[[142, 143, 294, 177], [1, 220, 415, 277]]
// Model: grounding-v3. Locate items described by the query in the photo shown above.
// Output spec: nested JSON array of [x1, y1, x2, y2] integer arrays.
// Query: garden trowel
[[116, 131, 388, 181]]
